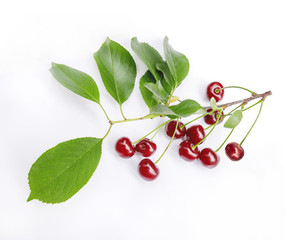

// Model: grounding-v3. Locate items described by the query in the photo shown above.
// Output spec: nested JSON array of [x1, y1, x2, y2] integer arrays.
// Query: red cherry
[[204, 109, 224, 125], [199, 148, 219, 168], [135, 138, 157, 157], [165, 120, 186, 139], [115, 137, 135, 158], [225, 142, 244, 161], [179, 140, 200, 161], [186, 125, 205, 145], [207, 82, 224, 102], [138, 159, 159, 181]]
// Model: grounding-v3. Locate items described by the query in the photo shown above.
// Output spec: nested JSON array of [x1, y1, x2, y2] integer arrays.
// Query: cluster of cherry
[[115, 82, 244, 181]]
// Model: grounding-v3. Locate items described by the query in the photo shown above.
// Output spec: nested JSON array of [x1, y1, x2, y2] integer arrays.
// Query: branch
[[205, 91, 272, 110]]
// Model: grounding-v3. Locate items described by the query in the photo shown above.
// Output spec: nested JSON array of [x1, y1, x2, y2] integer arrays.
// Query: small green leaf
[[94, 38, 137, 104], [144, 81, 169, 103], [131, 37, 163, 81], [224, 110, 243, 128], [139, 71, 162, 109], [150, 104, 175, 116], [210, 97, 218, 110], [50, 63, 100, 103], [163, 36, 189, 87], [169, 99, 205, 117], [27, 137, 102, 204]]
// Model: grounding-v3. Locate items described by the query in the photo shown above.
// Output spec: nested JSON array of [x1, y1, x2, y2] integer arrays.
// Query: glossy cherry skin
[[225, 142, 244, 161], [207, 82, 224, 102], [135, 138, 157, 157], [138, 159, 159, 181], [204, 109, 224, 125], [165, 120, 186, 139], [199, 148, 219, 168], [179, 140, 200, 161], [115, 137, 135, 158], [186, 125, 205, 145]]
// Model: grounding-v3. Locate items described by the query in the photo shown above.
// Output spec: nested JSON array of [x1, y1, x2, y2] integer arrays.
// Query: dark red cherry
[[165, 120, 186, 139], [179, 140, 200, 161], [199, 148, 219, 168], [138, 159, 159, 181], [225, 142, 244, 161], [186, 125, 205, 145], [207, 82, 224, 102], [115, 137, 135, 158], [204, 109, 224, 125], [135, 138, 157, 157]]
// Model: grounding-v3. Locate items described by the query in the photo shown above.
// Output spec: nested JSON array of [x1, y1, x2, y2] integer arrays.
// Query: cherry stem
[[110, 114, 159, 124], [119, 104, 127, 120], [132, 119, 171, 145], [192, 109, 223, 149], [150, 126, 162, 141], [99, 103, 111, 122], [102, 124, 113, 140], [240, 100, 264, 146], [216, 85, 254, 94], [183, 110, 215, 127], [242, 99, 262, 112], [155, 118, 179, 164], [215, 128, 235, 152]]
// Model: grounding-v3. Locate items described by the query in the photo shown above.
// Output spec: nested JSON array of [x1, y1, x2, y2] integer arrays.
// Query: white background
[[0, 0, 290, 239]]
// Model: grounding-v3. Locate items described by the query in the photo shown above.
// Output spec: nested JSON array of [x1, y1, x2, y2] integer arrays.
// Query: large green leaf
[[224, 110, 243, 128], [139, 70, 162, 109], [27, 137, 102, 204], [169, 99, 205, 117], [50, 63, 100, 103], [131, 37, 163, 81], [163, 36, 189, 87], [94, 38, 136, 104]]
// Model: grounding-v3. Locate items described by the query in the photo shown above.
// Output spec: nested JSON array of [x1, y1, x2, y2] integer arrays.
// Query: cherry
[[115, 137, 135, 158], [207, 82, 224, 102], [186, 125, 205, 145], [204, 109, 224, 125], [165, 120, 186, 139], [135, 138, 157, 157], [179, 140, 200, 161], [138, 159, 159, 181], [199, 148, 219, 168], [225, 142, 244, 161]]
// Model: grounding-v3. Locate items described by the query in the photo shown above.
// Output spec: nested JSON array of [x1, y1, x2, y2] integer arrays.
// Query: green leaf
[[131, 37, 163, 81], [156, 61, 176, 94], [150, 104, 175, 116], [144, 81, 169, 103], [50, 63, 100, 103], [94, 37, 137, 104], [169, 99, 205, 117], [139, 71, 162, 109], [224, 110, 243, 128], [163, 36, 189, 87], [27, 137, 102, 204], [210, 97, 218, 110]]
